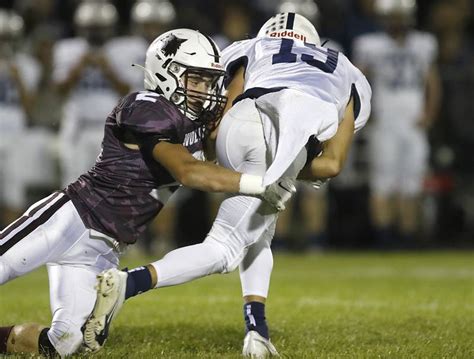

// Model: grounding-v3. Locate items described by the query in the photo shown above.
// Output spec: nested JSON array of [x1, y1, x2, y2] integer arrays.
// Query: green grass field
[[1, 251, 473, 358]]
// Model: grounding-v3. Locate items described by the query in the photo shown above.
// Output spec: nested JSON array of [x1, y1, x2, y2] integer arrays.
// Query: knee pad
[[49, 319, 83, 356]]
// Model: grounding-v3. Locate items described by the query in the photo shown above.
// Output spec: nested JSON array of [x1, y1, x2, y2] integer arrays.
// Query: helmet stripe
[[286, 12, 295, 29], [203, 33, 220, 62]]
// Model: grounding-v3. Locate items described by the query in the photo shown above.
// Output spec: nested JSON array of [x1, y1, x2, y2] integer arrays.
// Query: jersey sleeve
[[351, 68, 372, 132], [118, 93, 181, 144], [222, 40, 252, 88]]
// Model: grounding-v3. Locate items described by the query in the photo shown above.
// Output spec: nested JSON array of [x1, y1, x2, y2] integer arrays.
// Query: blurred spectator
[[0, 9, 41, 225], [352, 0, 442, 248], [13, 0, 65, 37], [213, 2, 253, 49], [53, 0, 129, 186], [108, 0, 176, 91], [427, 0, 474, 243], [29, 26, 62, 129], [342, 0, 380, 55]]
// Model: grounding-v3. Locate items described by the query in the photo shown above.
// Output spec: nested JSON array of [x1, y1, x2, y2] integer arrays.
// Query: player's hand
[[262, 177, 297, 211]]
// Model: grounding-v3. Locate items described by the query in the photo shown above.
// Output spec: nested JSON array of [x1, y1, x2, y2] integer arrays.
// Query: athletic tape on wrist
[[239, 174, 265, 195]]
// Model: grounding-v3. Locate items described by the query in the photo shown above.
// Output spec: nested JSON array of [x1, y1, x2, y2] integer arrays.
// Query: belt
[[232, 86, 287, 106]]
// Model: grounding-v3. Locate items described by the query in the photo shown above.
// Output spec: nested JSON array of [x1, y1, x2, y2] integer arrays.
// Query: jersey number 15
[[272, 39, 338, 73]]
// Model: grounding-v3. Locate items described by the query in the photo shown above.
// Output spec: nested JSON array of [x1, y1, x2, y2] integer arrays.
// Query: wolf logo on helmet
[[160, 34, 187, 57]]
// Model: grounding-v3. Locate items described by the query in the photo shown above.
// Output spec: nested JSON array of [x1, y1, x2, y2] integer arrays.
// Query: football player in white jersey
[[54, 0, 130, 186], [83, 12, 372, 358], [274, 0, 344, 251], [0, 10, 40, 226], [352, 0, 441, 248]]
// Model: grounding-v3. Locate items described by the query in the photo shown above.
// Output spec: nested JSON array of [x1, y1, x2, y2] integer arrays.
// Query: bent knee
[[204, 237, 248, 274]]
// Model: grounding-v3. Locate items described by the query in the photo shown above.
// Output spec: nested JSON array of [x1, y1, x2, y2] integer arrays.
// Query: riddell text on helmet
[[269, 31, 307, 42]]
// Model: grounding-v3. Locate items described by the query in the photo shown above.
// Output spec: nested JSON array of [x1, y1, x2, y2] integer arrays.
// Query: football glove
[[262, 177, 297, 211]]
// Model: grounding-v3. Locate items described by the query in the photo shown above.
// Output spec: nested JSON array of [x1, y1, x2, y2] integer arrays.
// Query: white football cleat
[[242, 331, 279, 358], [82, 268, 127, 353]]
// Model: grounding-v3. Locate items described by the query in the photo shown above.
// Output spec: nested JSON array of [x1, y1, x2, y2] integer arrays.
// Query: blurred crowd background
[[0, 0, 473, 254]]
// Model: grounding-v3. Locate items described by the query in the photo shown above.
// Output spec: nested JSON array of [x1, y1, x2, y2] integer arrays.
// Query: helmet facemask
[[173, 65, 227, 134]]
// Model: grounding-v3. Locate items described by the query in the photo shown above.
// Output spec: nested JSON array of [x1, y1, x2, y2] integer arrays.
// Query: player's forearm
[[179, 160, 241, 193], [16, 83, 34, 121], [153, 141, 264, 195], [301, 99, 355, 181], [299, 156, 341, 180]]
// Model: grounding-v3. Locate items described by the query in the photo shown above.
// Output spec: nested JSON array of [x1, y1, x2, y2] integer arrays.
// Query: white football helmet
[[74, 0, 118, 27], [257, 12, 320, 45], [131, 0, 176, 25], [278, 0, 320, 24], [0, 9, 23, 57], [136, 28, 227, 128], [0, 9, 23, 38], [74, 0, 118, 46], [375, 0, 416, 29], [375, 0, 417, 16]]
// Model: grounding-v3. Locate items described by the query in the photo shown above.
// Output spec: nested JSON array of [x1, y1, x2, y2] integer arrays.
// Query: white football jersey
[[53, 37, 125, 123], [222, 37, 371, 184], [353, 31, 437, 126], [222, 37, 371, 131]]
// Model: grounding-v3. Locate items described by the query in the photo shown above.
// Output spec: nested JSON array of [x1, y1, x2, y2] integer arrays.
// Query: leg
[[47, 264, 100, 356], [300, 183, 329, 250], [397, 128, 429, 245], [0, 193, 74, 355], [153, 99, 274, 286], [0, 193, 72, 284], [240, 222, 280, 357], [369, 126, 399, 248], [1, 197, 118, 356]]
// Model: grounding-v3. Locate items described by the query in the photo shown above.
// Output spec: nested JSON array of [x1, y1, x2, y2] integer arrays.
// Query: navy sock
[[125, 266, 152, 300], [243, 302, 269, 339], [374, 226, 396, 249], [308, 232, 328, 249]]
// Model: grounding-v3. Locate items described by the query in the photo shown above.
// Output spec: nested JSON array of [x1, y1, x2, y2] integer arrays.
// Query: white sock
[[239, 238, 273, 298]]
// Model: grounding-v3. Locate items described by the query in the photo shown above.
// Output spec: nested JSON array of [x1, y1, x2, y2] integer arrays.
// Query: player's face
[[383, 11, 413, 36], [185, 73, 215, 113]]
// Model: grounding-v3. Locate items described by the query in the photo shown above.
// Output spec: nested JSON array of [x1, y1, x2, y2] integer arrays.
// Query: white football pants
[[0, 193, 120, 356], [369, 124, 428, 196], [152, 98, 306, 298]]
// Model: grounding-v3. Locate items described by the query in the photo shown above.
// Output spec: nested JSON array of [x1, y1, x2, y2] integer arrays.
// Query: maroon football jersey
[[65, 91, 205, 244]]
